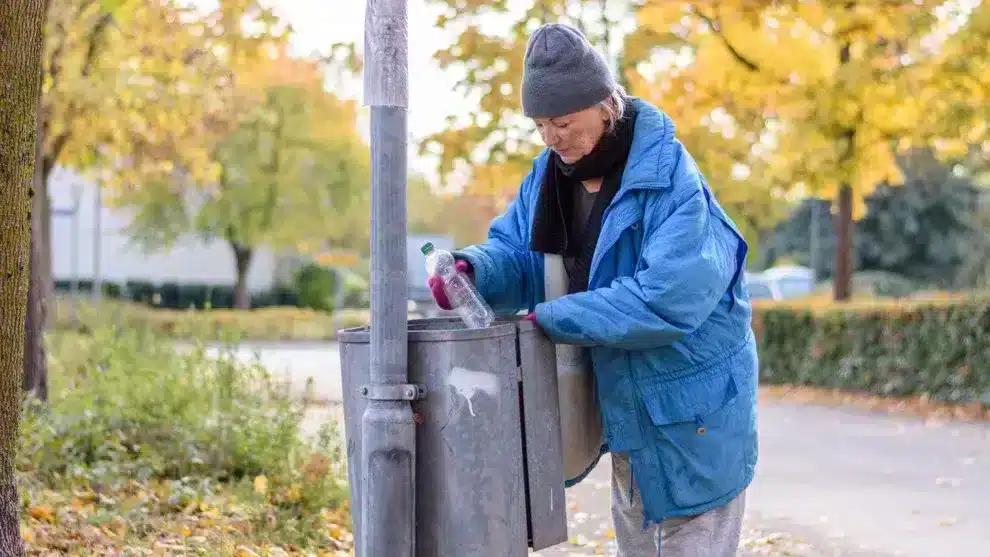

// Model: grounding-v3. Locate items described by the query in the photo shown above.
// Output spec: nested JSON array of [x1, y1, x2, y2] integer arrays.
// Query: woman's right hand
[[428, 259, 473, 310]]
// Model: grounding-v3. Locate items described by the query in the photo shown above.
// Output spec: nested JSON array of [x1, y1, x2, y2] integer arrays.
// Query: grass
[[20, 326, 353, 555]]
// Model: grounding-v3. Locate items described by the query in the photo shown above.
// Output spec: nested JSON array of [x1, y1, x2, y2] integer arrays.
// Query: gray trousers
[[611, 452, 745, 557]]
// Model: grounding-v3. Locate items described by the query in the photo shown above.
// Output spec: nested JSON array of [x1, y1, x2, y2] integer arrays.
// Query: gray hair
[[600, 84, 627, 134]]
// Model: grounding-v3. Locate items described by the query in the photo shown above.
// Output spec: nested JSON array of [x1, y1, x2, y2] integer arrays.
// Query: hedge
[[54, 275, 360, 311], [752, 295, 990, 406], [55, 281, 307, 310], [53, 297, 373, 342]]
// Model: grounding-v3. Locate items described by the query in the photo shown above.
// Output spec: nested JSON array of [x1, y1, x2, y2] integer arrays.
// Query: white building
[[49, 167, 280, 293]]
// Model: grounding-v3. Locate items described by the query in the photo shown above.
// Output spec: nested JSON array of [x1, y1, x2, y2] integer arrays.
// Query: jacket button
[[696, 426, 707, 435]]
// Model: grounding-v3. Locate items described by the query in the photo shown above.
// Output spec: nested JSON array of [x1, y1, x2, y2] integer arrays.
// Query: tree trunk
[[232, 243, 253, 309], [833, 36, 854, 302], [0, 1, 48, 555], [833, 184, 854, 301], [23, 114, 48, 401]]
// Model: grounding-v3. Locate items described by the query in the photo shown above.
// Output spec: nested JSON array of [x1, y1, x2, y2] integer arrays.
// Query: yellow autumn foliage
[[44, 0, 288, 192], [629, 0, 981, 219], [426, 0, 990, 274]]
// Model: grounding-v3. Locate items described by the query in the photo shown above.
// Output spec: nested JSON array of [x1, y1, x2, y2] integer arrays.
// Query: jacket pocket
[[639, 366, 753, 509]]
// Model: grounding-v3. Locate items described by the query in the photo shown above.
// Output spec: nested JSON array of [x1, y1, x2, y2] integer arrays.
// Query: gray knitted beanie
[[521, 23, 616, 119]]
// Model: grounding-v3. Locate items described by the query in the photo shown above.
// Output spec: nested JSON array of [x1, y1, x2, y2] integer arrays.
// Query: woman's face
[[534, 104, 608, 164]]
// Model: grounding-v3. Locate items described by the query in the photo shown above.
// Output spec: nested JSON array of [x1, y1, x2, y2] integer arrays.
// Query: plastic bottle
[[422, 242, 495, 329]]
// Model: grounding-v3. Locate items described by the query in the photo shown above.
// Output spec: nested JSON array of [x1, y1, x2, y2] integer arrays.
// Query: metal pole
[[92, 184, 103, 303], [810, 199, 820, 281], [808, 198, 819, 280], [361, 1, 414, 556], [71, 183, 81, 327]]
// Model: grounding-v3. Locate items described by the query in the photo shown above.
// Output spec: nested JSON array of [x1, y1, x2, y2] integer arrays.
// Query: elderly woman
[[429, 23, 758, 557]]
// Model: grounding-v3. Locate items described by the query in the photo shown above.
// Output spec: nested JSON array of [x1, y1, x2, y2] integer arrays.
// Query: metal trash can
[[339, 316, 568, 556]]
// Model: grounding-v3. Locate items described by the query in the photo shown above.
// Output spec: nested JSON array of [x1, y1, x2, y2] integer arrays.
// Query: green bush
[[753, 296, 990, 405], [54, 280, 123, 299], [252, 284, 301, 309], [101, 281, 123, 299], [294, 263, 339, 313], [159, 281, 180, 308], [126, 280, 156, 304], [208, 284, 236, 308], [19, 327, 347, 516], [341, 271, 370, 308], [177, 283, 210, 309]]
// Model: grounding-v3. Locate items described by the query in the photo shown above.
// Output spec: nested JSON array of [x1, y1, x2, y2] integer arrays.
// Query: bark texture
[[0, 1, 49, 554], [232, 242, 253, 309], [833, 183, 855, 301]]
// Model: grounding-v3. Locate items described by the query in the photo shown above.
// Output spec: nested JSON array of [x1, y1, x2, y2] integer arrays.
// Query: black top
[[564, 184, 599, 292], [529, 99, 640, 295]]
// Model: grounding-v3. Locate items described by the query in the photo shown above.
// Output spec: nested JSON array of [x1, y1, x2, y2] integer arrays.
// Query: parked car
[[745, 265, 815, 301]]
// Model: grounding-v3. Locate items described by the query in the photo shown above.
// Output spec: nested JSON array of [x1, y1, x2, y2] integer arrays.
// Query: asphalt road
[[534, 403, 990, 556], [207, 341, 990, 556]]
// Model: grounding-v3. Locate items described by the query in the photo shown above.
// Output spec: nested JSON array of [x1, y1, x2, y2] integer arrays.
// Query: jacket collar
[[620, 98, 677, 191]]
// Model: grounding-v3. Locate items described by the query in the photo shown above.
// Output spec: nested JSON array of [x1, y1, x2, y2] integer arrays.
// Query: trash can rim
[[337, 316, 530, 344]]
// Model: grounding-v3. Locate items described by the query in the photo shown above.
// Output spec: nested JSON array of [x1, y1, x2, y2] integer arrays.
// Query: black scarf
[[530, 99, 638, 293]]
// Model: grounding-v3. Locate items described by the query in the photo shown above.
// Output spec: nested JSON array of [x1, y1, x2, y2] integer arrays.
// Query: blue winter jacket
[[454, 98, 759, 525]]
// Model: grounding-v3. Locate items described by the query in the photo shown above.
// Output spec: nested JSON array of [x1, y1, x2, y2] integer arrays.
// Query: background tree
[[763, 149, 981, 287], [424, 0, 791, 260], [427, 1, 990, 297], [856, 150, 980, 285], [28, 0, 206, 397], [24, 0, 286, 396], [627, 0, 988, 300], [406, 175, 503, 247], [759, 197, 836, 277], [956, 195, 990, 289], [122, 49, 370, 308], [0, 0, 48, 552]]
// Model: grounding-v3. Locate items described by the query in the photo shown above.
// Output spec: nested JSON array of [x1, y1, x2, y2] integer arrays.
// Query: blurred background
[[19, 1, 990, 555]]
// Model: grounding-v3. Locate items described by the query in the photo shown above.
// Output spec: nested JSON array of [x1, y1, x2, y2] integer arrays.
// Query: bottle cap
[[420, 242, 434, 255]]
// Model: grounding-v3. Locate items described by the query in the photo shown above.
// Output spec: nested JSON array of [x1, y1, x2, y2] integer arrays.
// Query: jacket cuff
[[452, 248, 495, 302], [534, 301, 557, 338]]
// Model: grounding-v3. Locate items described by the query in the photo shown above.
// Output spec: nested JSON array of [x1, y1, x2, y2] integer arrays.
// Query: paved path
[[535, 403, 990, 557], [209, 341, 990, 556], [181, 340, 343, 402]]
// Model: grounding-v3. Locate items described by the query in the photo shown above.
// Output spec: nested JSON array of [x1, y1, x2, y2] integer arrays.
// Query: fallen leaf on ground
[[253, 475, 269, 494], [28, 506, 54, 523]]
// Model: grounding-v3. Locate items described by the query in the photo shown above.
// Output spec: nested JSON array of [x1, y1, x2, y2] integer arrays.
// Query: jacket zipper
[[588, 184, 654, 284]]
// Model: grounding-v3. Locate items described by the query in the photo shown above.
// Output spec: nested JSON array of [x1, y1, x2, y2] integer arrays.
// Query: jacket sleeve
[[533, 182, 744, 350], [453, 161, 542, 314]]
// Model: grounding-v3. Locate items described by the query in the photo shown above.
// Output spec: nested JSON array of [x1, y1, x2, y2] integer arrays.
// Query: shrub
[[159, 281, 181, 308], [753, 295, 990, 406], [208, 284, 236, 309], [125, 280, 156, 304], [54, 280, 123, 299], [101, 281, 123, 299], [19, 327, 348, 513], [177, 283, 210, 309], [294, 263, 338, 313], [251, 284, 301, 309]]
